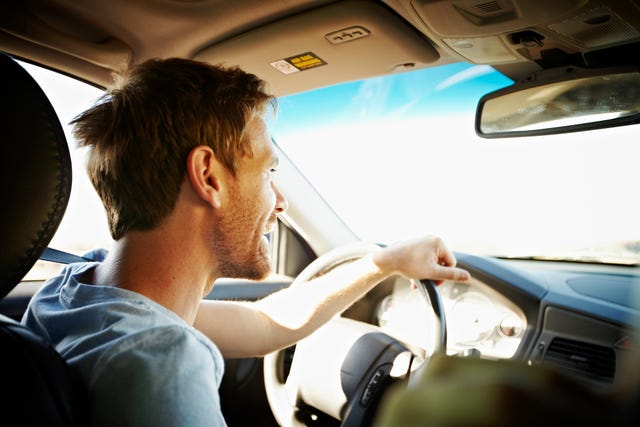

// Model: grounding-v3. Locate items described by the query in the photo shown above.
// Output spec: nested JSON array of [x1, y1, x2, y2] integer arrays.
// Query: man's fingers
[[438, 248, 458, 268], [431, 265, 471, 282]]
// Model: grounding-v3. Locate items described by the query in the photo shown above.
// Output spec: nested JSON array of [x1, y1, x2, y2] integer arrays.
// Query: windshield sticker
[[270, 52, 327, 74]]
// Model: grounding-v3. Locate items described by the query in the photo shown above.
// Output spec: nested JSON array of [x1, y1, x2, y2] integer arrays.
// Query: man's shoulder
[[108, 323, 218, 356], [90, 323, 224, 384]]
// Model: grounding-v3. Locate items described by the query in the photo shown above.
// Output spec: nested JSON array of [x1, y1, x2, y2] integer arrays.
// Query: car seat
[[0, 52, 88, 426]]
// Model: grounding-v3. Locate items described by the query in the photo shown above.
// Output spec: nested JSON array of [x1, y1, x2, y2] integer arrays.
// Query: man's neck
[[91, 225, 216, 325]]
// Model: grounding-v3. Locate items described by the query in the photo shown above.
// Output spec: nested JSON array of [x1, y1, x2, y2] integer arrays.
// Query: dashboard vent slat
[[544, 337, 615, 383]]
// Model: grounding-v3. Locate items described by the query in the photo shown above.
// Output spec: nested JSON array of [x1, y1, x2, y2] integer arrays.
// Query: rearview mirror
[[475, 66, 640, 138]]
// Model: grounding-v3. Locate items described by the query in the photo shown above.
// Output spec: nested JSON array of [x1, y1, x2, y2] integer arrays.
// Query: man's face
[[212, 115, 287, 280]]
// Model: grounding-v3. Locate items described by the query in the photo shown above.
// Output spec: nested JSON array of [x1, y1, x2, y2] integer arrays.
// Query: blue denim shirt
[[22, 261, 227, 426]]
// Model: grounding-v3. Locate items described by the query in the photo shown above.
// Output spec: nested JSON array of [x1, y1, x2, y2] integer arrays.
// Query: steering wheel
[[264, 242, 447, 427]]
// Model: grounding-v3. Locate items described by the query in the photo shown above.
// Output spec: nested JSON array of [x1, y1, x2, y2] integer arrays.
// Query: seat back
[[0, 52, 88, 425]]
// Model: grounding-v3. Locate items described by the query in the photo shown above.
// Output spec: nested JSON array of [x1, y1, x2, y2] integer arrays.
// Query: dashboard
[[343, 252, 640, 393], [372, 276, 527, 360]]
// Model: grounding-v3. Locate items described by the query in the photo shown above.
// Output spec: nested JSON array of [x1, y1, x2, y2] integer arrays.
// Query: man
[[22, 57, 470, 426]]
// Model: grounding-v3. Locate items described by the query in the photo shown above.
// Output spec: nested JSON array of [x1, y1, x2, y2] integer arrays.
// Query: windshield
[[272, 63, 640, 265]]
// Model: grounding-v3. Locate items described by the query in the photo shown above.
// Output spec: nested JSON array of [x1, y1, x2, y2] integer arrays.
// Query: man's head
[[72, 57, 275, 241], [205, 114, 287, 280]]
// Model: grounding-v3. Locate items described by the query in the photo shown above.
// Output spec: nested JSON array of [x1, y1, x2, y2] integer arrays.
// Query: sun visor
[[194, 0, 439, 96], [0, 0, 131, 71]]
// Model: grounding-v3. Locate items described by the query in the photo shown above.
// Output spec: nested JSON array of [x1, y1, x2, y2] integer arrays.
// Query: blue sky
[[272, 63, 513, 135]]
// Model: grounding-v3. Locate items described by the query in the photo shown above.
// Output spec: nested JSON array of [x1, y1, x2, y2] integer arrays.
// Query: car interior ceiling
[[1, 1, 639, 93]]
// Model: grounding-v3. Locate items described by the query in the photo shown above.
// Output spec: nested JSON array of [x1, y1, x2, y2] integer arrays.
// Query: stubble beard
[[211, 212, 272, 281]]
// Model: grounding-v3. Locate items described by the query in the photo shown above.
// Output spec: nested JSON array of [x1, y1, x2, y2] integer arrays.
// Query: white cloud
[[435, 65, 496, 91]]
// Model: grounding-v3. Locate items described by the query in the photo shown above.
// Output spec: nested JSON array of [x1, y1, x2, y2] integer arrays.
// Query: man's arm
[[194, 236, 470, 358]]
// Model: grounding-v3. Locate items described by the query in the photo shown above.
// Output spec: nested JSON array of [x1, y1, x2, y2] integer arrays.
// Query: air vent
[[452, 0, 517, 25], [544, 337, 615, 383], [475, 1, 502, 14]]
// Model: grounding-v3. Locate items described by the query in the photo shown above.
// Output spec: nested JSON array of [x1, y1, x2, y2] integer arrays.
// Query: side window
[[20, 61, 113, 281]]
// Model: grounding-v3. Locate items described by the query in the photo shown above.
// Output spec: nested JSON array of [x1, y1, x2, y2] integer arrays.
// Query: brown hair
[[72, 58, 275, 240]]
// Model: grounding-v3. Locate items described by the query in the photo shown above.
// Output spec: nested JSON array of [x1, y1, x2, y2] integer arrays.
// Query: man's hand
[[372, 235, 470, 285]]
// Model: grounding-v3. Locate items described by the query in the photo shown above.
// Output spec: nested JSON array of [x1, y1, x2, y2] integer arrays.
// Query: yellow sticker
[[270, 52, 327, 74]]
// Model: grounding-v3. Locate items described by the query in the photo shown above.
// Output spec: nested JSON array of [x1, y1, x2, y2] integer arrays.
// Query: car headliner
[[3, 0, 640, 96]]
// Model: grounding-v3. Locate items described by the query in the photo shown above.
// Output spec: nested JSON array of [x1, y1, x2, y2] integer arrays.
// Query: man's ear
[[186, 145, 229, 209]]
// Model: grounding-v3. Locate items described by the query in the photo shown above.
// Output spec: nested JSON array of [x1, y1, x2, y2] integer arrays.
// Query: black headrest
[[0, 53, 72, 298]]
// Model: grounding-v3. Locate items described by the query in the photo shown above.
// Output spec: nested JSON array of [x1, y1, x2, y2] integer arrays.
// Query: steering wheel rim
[[263, 242, 447, 427]]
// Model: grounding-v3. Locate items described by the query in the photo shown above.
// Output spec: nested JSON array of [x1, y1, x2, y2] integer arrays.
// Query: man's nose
[[272, 181, 288, 213]]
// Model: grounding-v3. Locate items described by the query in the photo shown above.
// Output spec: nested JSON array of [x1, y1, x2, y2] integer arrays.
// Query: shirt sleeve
[[89, 325, 227, 427]]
